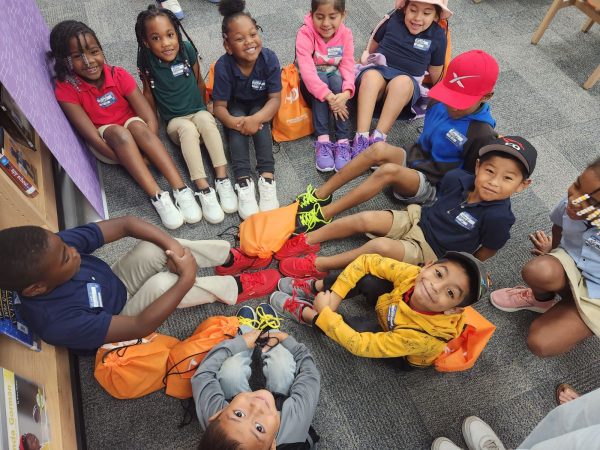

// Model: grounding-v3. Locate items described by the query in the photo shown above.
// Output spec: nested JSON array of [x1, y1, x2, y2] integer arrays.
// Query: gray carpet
[[36, 0, 600, 448]]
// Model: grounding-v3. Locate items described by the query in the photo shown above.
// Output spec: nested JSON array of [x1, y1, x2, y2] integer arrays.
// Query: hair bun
[[218, 0, 245, 17]]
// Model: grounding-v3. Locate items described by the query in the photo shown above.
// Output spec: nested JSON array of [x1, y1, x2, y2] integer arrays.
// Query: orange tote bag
[[165, 316, 239, 399], [94, 333, 180, 399], [434, 306, 496, 372], [272, 64, 313, 142]]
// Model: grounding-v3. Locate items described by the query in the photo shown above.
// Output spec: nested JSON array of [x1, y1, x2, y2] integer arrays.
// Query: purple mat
[[0, 0, 105, 217]]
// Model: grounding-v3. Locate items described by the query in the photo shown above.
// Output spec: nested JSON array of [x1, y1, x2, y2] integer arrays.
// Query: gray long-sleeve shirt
[[192, 335, 321, 446]]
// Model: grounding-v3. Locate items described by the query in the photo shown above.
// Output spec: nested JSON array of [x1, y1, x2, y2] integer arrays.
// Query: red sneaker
[[278, 254, 327, 279], [215, 248, 272, 276], [274, 233, 320, 260], [236, 269, 282, 303]]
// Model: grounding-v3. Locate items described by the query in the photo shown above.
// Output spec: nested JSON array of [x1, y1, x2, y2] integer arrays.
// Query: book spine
[[0, 154, 38, 197]]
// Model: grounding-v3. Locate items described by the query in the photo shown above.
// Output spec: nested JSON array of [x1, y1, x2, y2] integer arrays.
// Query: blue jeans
[[217, 334, 297, 398], [226, 100, 275, 179], [304, 72, 349, 141]]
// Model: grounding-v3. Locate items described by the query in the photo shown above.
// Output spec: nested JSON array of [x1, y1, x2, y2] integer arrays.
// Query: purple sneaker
[[369, 134, 385, 145], [351, 134, 370, 158], [314, 141, 335, 172], [334, 141, 352, 172]]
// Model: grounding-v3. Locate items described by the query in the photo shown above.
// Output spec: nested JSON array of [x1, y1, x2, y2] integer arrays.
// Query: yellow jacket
[[315, 254, 466, 367]]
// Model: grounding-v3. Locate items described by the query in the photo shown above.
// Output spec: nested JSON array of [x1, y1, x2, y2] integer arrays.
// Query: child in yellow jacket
[[270, 252, 489, 367]]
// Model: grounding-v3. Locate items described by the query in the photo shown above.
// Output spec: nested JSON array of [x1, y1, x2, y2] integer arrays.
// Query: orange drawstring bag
[[434, 306, 496, 372], [204, 62, 216, 104], [165, 316, 239, 399], [272, 64, 313, 142], [239, 201, 299, 259], [94, 333, 180, 399]]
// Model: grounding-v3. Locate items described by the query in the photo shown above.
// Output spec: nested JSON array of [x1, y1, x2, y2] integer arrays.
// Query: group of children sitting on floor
[[0, 0, 599, 448]]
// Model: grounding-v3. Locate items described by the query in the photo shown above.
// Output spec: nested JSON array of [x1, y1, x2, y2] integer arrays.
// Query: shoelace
[[255, 306, 283, 331], [336, 143, 351, 159], [260, 179, 277, 200], [176, 188, 196, 208], [217, 180, 236, 199], [297, 185, 318, 209], [298, 204, 325, 231], [316, 142, 334, 157], [196, 189, 218, 204], [292, 278, 314, 299], [481, 439, 500, 450], [237, 316, 260, 329], [284, 296, 309, 322], [509, 286, 534, 304]]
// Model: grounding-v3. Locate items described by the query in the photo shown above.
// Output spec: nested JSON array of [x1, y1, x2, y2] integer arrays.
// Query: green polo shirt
[[140, 41, 206, 122]]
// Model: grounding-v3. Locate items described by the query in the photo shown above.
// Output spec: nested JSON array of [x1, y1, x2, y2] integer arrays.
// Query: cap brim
[[428, 83, 484, 110], [444, 251, 487, 303], [479, 143, 531, 176]]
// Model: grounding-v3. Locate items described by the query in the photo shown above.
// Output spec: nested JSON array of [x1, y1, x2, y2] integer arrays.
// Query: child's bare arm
[[193, 62, 207, 102], [427, 64, 444, 84], [58, 101, 118, 161], [124, 87, 159, 134], [551, 224, 563, 249], [140, 76, 158, 120], [104, 248, 196, 342], [213, 100, 244, 129], [473, 247, 497, 261]]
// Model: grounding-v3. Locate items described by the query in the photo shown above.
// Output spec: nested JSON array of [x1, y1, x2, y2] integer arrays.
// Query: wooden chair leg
[[532, 0, 574, 44], [581, 17, 594, 32], [583, 63, 600, 89]]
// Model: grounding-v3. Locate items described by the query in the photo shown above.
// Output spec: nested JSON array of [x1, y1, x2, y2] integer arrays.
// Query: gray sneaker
[[269, 291, 313, 325], [277, 277, 316, 301]]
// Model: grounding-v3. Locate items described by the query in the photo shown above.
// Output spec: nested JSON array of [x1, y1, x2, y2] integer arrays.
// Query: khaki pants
[[167, 110, 227, 180], [113, 239, 237, 316]]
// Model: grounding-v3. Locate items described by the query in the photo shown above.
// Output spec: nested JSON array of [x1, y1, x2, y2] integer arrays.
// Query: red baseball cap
[[428, 50, 499, 110]]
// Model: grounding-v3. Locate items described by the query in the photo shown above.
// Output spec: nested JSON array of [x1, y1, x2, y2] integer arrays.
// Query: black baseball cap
[[479, 135, 538, 177], [443, 251, 490, 304]]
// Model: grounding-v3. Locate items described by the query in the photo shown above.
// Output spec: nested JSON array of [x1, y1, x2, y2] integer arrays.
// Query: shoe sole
[[204, 214, 224, 225], [489, 293, 550, 314], [316, 162, 335, 173]]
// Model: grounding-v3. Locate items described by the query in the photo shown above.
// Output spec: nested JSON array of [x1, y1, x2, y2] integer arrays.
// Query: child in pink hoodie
[[296, 0, 355, 173]]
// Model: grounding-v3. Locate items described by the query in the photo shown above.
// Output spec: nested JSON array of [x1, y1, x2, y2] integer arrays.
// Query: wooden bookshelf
[[0, 133, 77, 449]]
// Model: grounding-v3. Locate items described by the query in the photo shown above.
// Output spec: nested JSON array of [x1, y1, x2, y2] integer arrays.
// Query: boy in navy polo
[[275, 136, 537, 279], [0, 216, 281, 353]]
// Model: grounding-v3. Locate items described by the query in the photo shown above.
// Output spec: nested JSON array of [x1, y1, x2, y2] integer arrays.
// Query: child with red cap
[[291, 49, 500, 235]]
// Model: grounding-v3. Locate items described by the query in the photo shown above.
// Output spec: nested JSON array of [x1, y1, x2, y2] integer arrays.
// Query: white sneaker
[[235, 179, 259, 220], [215, 178, 238, 213], [431, 437, 462, 450], [196, 188, 225, 224], [159, 0, 184, 19], [258, 176, 279, 212], [462, 416, 505, 450], [152, 191, 184, 230], [173, 187, 202, 224]]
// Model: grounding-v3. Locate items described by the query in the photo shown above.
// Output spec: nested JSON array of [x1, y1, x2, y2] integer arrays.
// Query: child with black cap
[[274, 136, 537, 279], [271, 251, 490, 368]]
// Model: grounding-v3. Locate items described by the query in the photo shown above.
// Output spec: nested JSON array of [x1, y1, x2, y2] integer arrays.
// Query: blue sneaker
[[158, 0, 184, 19], [351, 134, 370, 158], [236, 305, 258, 330], [255, 303, 282, 332], [314, 141, 335, 172], [334, 141, 352, 172]]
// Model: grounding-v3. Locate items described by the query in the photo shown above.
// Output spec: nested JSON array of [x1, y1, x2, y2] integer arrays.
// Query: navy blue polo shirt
[[419, 169, 516, 256], [374, 11, 446, 77], [17, 223, 127, 352], [212, 47, 282, 103]]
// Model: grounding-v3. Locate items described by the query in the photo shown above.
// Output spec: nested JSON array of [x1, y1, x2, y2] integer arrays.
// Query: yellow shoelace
[[237, 316, 260, 329], [256, 306, 283, 331]]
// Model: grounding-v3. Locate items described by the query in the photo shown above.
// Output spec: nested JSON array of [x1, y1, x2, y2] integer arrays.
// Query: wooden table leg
[[583, 63, 600, 89], [532, 0, 575, 44], [581, 17, 594, 32]]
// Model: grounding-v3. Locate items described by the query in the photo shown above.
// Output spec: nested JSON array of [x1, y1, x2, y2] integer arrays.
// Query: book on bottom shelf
[[0, 290, 41, 352]]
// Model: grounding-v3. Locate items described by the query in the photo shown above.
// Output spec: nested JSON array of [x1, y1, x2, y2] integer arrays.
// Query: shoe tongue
[[238, 177, 251, 188], [480, 438, 499, 450]]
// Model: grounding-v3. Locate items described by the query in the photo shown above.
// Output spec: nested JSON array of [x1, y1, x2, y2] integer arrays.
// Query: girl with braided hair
[[136, 5, 236, 224], [49, 20, 201, 230]]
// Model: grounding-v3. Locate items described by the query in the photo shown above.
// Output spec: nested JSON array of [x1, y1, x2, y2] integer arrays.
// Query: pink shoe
[[490, 286, 557, 313]]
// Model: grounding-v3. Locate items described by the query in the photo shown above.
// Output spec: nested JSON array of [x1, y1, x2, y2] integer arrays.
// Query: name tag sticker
[[455, 211, 478, 230], [585, 234, 600, 251], [446, 128, 467, 147], [387, 305, 397, 330], [414, 38, 432, 51], [251, 79, 266, 91], [87, 283, 103, 309], [171, 63, 185, 77], [96, 92, 117, 108], [327, 46, 343, 58]]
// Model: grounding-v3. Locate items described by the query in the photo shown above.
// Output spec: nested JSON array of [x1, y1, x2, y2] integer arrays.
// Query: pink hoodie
[[295, 12, 355, 102]]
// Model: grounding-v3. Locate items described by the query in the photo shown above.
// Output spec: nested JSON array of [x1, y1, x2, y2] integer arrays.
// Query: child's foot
[[295, 184, 332, 213], [277, 277, 317, 301], [462, 416, 506, 450], [237, 269, 281, 303], [151, 191, 184, 230], [215, 178, 238, 214], [215, 248, 272, 276], [236, 305, 259, 330], [173, 187, 202, 224], [195, 188, 224, 224], [490, 286, 557, 313], [279, 254, 327, 279], [258, 176, 279, 212], [269, 291, 313, 325], [274, 233, 320, 260], [314, 141, 335, 172], [255, 303, 282, 332], [235, 178, 259, 220], [351, 134, 370, 158], [295, 203, 331, 234], [431, 437, 461, 450], [334, 141, 352, 172], [556, 383, 580, 405], [158, 0, 184, 19]]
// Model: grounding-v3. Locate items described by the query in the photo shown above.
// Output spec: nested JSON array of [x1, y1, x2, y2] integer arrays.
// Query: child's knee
[[522, 256, 558, 286], [367, 237, 391, 254], [367, 142, 395, 164], [527, 324, 554, 358], [105, 126, 135, 148], [375, 162, 402, 183]]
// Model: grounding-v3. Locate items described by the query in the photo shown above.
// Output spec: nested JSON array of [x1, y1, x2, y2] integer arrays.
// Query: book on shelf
[[0, 289, 41, 352], [0, 127, 38, 198], [0, 368, 51, 450]]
